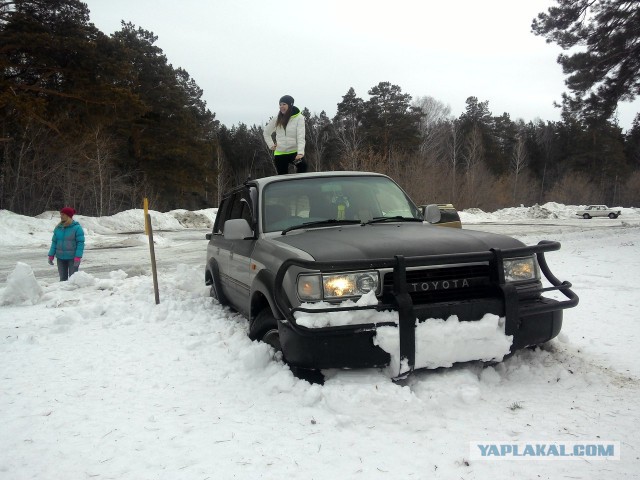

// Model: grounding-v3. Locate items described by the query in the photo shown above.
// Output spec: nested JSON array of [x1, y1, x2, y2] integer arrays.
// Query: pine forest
[[2, 0, 639, 216]]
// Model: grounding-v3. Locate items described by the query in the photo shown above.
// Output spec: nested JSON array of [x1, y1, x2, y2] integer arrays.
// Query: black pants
[[274, 153, 307, 175], [57, 258, 78, 281]]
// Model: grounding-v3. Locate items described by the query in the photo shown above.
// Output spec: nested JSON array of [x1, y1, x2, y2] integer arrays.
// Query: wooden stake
[[146, 213, 160, 304]]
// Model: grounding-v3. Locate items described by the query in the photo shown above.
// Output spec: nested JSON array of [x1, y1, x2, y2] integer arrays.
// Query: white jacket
[[263, 108, 306, 156]]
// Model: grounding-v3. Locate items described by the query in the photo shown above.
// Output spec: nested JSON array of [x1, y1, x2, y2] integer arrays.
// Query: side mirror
[[422, 204, 442, 224], [223, 219, 254, 240], [205, 233, 212, 240]]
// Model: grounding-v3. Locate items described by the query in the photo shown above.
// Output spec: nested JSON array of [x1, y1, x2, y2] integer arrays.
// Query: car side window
[[213, 198, 231, 234], [228, 191, 254, 231], [240, 198, 252, 224]]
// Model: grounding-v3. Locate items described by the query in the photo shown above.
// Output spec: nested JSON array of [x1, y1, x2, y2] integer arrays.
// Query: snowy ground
[[1, 203, 639, 479]]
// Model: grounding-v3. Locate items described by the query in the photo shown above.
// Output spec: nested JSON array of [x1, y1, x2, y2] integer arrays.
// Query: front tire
[[249, 309, 280, 349], [249, 309, 324, 384], [209, 277, 229, 306], [609, 213, 618, 219], [583, 213, 591, 219]]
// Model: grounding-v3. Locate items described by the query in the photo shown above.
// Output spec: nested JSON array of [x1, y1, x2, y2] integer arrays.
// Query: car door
[[208, 196, 234, 299], [225, 188, 257, 316]]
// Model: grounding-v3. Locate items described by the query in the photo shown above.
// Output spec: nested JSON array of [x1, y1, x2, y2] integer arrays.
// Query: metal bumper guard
[[273, 240, 579, 373]]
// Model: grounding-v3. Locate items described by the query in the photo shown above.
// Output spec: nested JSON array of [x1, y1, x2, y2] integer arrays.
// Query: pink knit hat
[[60, 207, 75, 218]]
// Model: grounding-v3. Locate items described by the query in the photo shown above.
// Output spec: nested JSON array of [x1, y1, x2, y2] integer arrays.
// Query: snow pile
[[460, 202, 640, 223], [0, 262, 43, 306], [170, 209, 216, 228], [494, 204, 559, 219]]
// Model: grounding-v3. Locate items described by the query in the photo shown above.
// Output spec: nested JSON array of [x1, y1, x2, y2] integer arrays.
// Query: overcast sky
[[83, 0, 638, 130]]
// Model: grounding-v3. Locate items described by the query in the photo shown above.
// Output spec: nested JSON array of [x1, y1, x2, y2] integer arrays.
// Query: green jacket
[[48, 220, 85, 259]]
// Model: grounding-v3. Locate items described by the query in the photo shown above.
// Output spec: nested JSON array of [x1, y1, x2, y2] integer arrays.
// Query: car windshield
[[262, 175, 422, 233]]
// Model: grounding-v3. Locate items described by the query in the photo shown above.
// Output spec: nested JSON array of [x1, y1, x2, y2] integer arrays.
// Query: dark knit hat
[[279, 95, 294, 107], [60, 207, 75, 218]]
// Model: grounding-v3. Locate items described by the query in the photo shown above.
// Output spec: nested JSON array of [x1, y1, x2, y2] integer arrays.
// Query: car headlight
[[297, 271, 380, 301], [503, 256, 540, 282]]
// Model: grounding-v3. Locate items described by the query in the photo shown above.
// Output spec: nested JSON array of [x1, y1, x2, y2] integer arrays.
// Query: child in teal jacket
[[48, 207, 85, 281]]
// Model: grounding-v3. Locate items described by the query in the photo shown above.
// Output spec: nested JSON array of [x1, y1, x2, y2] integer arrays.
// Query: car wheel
[[250, 309, 324, 384], [583, 213, 591, 219], [289, 366, 325, 384], [609, 213, 618, 219], [249, 309, 281, 350], [209, 277, 229, 306], [262, 328, 281, 351]]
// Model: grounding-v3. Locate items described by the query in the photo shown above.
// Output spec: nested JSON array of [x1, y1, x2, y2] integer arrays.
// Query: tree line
[[2, 0, 639, 216]]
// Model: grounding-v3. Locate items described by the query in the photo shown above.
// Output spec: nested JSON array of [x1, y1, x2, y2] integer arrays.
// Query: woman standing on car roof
[[263, 95, 307, 175]]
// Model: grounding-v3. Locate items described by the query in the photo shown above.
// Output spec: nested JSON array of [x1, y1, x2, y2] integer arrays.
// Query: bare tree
[[535, 121, 554, 202], [511, 134, 528, 203], [333, 117, 364, 170], [247, 125, 275, 178], [214, 140, 229, 206], [442, 120, 463, 203], [412, 96, 452, 158], [306, 113, 331, 172], [461, 125, 485, 205], [618, 170, 640, 206], [4, 120, 50, 213], [547, 172, 599, 204], [79, 125, 119, 216]]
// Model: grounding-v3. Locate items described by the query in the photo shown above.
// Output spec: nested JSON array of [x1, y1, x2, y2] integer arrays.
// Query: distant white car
[[576, 205, 621, 219]]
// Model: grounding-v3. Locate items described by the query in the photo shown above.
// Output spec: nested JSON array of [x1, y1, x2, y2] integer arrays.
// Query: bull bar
[[273, 240, 579, 373]]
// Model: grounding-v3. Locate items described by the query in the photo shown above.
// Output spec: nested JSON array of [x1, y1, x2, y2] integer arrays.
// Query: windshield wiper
[[363, 216, 424, 225], [281, 219, 361, 235]]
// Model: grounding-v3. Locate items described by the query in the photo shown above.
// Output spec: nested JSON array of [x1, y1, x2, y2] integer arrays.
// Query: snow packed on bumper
[[375, 314, 513, 376], [294, 291, 513, 376], [295, 291, 395, 328]]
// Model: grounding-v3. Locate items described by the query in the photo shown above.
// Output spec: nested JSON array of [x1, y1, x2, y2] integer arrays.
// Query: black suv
[[205, 172, 578, 378]]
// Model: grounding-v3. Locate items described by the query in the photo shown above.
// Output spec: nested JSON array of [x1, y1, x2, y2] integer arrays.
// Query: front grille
[[382, 264, 493, 304]]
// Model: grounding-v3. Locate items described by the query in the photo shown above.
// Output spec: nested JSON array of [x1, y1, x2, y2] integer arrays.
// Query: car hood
[[272, 223, 525, 261]]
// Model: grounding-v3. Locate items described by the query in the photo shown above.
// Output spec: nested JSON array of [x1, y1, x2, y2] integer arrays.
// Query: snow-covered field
[[1, 203, 639, 479]]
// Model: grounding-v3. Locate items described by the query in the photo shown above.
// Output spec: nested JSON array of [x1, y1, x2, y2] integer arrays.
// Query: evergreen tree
[[334, 87, 365, 124], [460, 96, 492, 126], [361, 81, 421, 155], [625, 114, 640, 169], [334, 88, 365, 169], [0, 0, 141, 213], [532, 0, 640, 124], [218, 123, 271, 184], [488, 112, 517, 175], [458, 97, 499, 173], [110, 22, 218, 209]]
